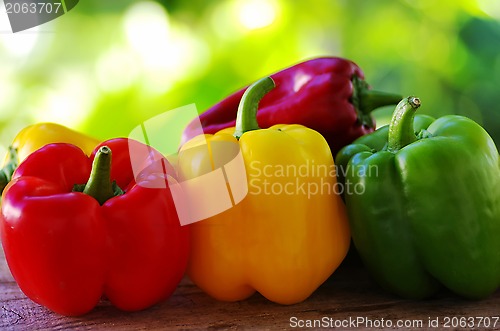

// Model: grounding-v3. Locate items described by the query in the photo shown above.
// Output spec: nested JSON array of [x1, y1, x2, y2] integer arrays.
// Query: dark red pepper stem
[[233, 77, 276, 139], [352, 75, 402, 128], [83, 146, 115, 205], [0, 147, 19, 194]]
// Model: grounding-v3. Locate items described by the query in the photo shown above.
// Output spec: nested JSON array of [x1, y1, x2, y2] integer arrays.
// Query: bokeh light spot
[[237, 0, 277, 30]]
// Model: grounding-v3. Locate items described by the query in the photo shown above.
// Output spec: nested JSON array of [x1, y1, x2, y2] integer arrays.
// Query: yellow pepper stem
[[233, 76, 276, 139]]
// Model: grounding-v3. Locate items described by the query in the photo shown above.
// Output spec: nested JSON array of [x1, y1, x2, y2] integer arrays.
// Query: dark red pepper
[[182, 57, 401, 154]]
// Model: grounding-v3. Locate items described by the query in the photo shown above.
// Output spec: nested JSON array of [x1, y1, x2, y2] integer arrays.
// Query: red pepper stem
[[387, 96, 421, 152], [360, 89, 404, 114], [0, 147, 19, 194], [233, 77, 276, 139], [352, 75, 402, 128], [83, 146, 115, 205]]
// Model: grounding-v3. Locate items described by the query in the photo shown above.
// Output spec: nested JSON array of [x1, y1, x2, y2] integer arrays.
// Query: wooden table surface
[[1, 246, 499, 331]]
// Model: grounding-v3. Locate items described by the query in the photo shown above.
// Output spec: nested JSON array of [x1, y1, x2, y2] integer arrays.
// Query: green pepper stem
[[387, 96, 421, 152], [352, 75, 402, 128], [233, 76, 276, 139], [83, 146, 115, 205], [0, 147, 19, 194]]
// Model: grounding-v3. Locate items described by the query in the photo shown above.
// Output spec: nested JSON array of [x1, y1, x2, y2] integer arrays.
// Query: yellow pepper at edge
[[1, 122, 100, 193], [8, 122, 99, 160], [178, 77, 351, 304]]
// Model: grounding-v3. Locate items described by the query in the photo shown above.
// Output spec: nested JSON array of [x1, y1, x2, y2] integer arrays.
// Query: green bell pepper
[[336, 96, 500, 299]]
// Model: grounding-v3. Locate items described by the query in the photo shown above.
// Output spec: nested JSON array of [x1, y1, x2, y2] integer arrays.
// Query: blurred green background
[[1, 0, 500, 156]]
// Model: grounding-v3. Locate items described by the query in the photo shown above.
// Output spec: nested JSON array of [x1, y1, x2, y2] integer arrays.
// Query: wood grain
[[1, 247, 499, 330]]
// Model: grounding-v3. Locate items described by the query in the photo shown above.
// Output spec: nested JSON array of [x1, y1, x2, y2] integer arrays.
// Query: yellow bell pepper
[[1, 122, 100, 193], [178, 77, 350, 304]]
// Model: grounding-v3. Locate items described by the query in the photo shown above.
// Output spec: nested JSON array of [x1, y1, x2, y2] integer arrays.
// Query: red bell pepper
[[182, 57, 401, 154], [0, 138, 189, 316]]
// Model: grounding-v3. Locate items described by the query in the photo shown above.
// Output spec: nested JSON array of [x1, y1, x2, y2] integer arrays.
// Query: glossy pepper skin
[[179, 77, 350, 304], [337, 97, 500, 299], [182, 57, 401, 154], [0, 138, 189, 315], [0, 122, 100, 193]]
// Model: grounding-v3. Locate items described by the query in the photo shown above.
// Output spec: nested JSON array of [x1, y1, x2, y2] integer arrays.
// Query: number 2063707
[[442, 316, 499, 328], [5, 2, 62, 14]]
